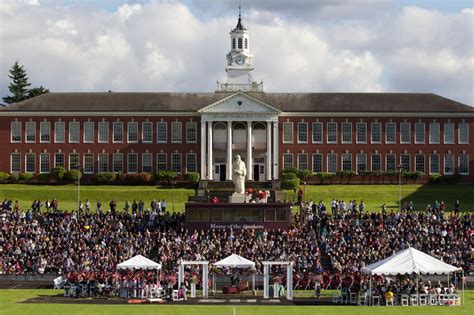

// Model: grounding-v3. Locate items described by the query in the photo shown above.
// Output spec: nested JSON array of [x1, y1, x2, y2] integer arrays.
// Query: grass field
[[0, 184, 473, 213], [0, 289, 472, 315]]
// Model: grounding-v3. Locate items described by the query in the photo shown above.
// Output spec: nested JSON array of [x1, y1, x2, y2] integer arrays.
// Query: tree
[[27, 85, 49, 98], [3, 61, 31, 104]]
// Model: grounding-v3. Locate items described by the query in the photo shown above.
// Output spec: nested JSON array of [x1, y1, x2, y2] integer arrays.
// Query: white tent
[[361, 247, 461, 275], [214, 254, 255, 268], [117, 255, 162, 270]]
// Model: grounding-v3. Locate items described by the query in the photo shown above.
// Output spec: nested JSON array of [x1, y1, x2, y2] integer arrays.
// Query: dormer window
[[232, 38, 236, 49], [238, 37, 242, 49], [244, 38, 248, 49]]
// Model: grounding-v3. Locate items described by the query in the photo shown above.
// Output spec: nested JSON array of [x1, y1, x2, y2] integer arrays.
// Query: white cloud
[[0, 0, 472, 105]]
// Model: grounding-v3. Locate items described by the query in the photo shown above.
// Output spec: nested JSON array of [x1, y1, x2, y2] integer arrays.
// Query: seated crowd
[[0, 197, 471, 299]]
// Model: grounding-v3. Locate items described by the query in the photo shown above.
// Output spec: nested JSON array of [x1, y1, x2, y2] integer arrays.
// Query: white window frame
[[297, 122, 308, 144], [54, 153, 65, 168], [171, 122, 182, 143], [444, 154, 454, 175], [356, 122, 367, 144], [113, 122, 123, 143], [282, 122, 294, 143], [39, 153, 50, 173], [400, 122, 411, 144], [282, 153, 293, 169], [327, 122, 337, 144], [370, 122, 381, 144], [443, 123, 454, 144], [297, 153, 308, 170], [385, 154, 396, 171], [371, 154, 381, 171], [459, 154, 469, 175], [142, 122, 153, 144], [415, 122, 425, 144], [385, 122, 396, 144], [142, 153, 153, 173], [312, 122, 323, 144], [83, 153, 94, 174], [171, 153, 182, 174], [400, 154, 411, 172], [98, 153, 109, 173], [11, 121, 22, 143], [327, 153, 337, 174], [83, 121, 94, 144], [127, 153, 138, 173], [69, 153, 79, 170], [312, 153, 323, 173], [458, 123, 469, 144], [10, 153, 21, 173], [341, 154, 352, 171], [40, 122, 51, 143], [186, 122, 197, 143], [429, 123, 440, 144], [69, 122, 79, 143], [356, 154, 367, 174], [127, 121, 138, 143], [415, 154, 425, 173], [55, 121, 65, 143], [429, 154, 440, 174], [25, 122, 36, 143], [98, 122, 109, 143], [341, 122, 352, 144], [186, 153, 197, 173], [25, 153, 36, 173], [157, 122, 167, 143], [113, 153, 123, 173], [156, 153, 167, 171]]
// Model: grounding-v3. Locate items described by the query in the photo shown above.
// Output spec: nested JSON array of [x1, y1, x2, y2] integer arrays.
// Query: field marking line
[[233, 306, 236, 315]]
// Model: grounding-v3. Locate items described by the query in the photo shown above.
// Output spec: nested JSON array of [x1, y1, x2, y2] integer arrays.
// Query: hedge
[[184, 172, 200, 185], [19, 173, 34, 182], [93, 172, 117, 183], [281, 177, 300, 190], [37, 173, 50, 183], [0, 172, 10, 183], [65, 169, 82, 181], [51, 166, 67, 180]]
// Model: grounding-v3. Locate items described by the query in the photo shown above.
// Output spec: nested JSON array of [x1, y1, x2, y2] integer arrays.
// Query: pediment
[[198, 92, 280, 114]]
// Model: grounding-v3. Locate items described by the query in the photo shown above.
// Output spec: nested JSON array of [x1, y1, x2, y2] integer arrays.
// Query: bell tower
[[217, 6, 263, 92]]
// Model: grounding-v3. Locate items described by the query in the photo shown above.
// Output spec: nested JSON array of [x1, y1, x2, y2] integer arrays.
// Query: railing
[[216, 81, 264, 92]]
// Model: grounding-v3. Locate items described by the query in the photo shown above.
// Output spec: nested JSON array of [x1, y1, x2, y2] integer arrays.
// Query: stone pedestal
[[230, 193, 246, 203]]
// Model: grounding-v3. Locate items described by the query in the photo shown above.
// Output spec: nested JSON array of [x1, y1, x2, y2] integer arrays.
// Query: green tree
[[27, 85, 49, 98], [3, 61, 31, 104]]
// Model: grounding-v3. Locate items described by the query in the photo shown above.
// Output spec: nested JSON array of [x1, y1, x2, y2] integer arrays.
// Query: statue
[[232, 155, 247, 194]]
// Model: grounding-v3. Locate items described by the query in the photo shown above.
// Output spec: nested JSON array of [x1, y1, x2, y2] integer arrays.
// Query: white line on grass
[[233, 306, 237, 315]]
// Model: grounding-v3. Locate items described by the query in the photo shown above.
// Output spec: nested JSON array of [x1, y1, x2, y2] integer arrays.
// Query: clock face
[[235, 56, 245, 65]]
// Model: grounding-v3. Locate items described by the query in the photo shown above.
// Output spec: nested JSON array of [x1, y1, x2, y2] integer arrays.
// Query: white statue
[[232, 155, 247, 194]]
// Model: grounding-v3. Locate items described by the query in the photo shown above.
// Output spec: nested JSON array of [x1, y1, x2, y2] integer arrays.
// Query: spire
[[234, 2, 245, 31]]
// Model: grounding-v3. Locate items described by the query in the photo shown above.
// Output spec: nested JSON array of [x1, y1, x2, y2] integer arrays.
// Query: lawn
[[0, 184, 195, 212], [283, 184, 474, 212], [0, 289, 472, 315]]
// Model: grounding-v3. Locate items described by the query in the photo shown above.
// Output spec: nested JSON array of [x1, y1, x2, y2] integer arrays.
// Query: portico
[[198, 92, 280, 182]]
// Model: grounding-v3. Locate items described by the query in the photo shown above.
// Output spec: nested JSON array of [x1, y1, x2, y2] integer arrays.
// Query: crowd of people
[[0, 197, 471, 296]]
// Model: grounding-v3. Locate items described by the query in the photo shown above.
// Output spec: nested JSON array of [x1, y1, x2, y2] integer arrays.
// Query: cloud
[[0, 0, 472, 106]]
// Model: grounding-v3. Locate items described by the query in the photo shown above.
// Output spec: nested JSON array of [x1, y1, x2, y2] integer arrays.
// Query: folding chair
[[438, 294, 447, 306], [332, 293, 341, 304], [410, 294, 419, 306], [372, 295, 380, 306], [172, 289, 180, 302], [429, 294, 438, 305], [401, 294, 409, 306], [385, 297, 394, 306], [349, 292, 357, 304], [357, 292, 367, 306], [53, 276, 65, 289], [63, 285, 71, 297], [419, 294, 427, 305]]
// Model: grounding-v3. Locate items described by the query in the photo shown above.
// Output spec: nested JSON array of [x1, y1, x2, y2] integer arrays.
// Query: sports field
[[0, 184, 472, 212], [0, 289, 472, 315]]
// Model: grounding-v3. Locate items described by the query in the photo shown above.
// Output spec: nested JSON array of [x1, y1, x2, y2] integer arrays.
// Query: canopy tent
[[117, 255, 162, 270], [214, 254, 256, 294], [361, 247, 461, 275]]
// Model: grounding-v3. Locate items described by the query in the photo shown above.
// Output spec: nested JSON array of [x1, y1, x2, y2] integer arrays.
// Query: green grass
[[0, 289, 472, 315], [0, 184, 195, 212], [283, 184, 474, 212]]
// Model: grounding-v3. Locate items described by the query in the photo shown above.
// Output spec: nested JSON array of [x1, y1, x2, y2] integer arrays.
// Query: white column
[[266, 121, 272, 180], [273, 121, 279, 179], [287, 263, 293, 300], [207, 122, 213, 180], [227, 121, 233, 180], [200, 121, 206, 179], [202, 263, 209, 298], [263, 264, 269, 299], [247, 122, 253, 180]]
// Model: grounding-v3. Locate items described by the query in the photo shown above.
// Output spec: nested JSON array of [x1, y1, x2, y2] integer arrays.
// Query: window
[[415, 155, 425, 173], [283, 153, 293, 169], [186, 153, 196, 173], [55, 153, 65, 168], [371, 154, 381, 171], [342, 154, 352, 171], [283, 122, 293, 143], [327, 122, 337, 143], [312, 154, 323, 173], [244, 38, 248, 49], [371, 122, 381, 143], [429, 123, 440, 144], [11, 153, 21, 173], [342, 122, 352, 143], [400, 154, 410, 171], [430, 154, 440, 174], [444, 123, 454, 144], [69, 122, 79, 143], [386, 154, 396, 171], [98, 154, 109, 172], [40, 153, 50, 173], [327, 153, 337, 173], [356, 122, 367, 143], [297, 122, 308, 143], [171, 153, 182, 173], [385, 122, 396, 144], [83, 122, 94, 143], [25, 153, 35, 173], [297, 153, 308, 170], [171, 122, 182, 143], [98, 122, 109, 143], [113, 153, 123, 173], [400, 122, 411, 144], [312, 122, 323, 143], [113, 122, 123, 143], [157, 122, 167, 143], [142, 122, 152, 143], [459, 154, 469, 175], [459, 123, 469, 144], [69, 153, 79, 170], [157, 153, 167, 171], [186, 122, 197, 143], [127, 122, 138, 143], [238, 37, 242, 49], [415, 123, 425, 144], [55, 122, 65, 143], [142, 153, 153, 173], [83, 153, 94, 174], [444, 154, 454, 175], [127, 153, 138, 173], [40, 122, 50, 143], [26, 122, 36, 143], [11, 122, 21, 143], [356, 154, 367, 174], [232, 38, 236, 49]]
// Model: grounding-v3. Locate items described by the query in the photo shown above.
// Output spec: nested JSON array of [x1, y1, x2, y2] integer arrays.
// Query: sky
[[0, 0, 472, 106]]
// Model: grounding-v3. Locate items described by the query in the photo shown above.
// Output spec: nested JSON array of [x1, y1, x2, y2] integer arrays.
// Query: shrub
[[9, 173, 19, 183], [429, 173, 442, 184], [65, 169, 82, 181], [336, 170, 356, 177], [281, 172, 297, 180], [19, 173, 34, 182], [317, 172, 334, 183], [184, 172, 200, 185], [37, 173, 50, 183], [50, 166, 67, 180], [0, 172, 10, 183], [155, 170, 178, 184], [296, 169, 313, 181], [281, 167, 298, 176], [281, 177, 300, 190], [123, 173, 152, 185], [93, 172, 117, 183]]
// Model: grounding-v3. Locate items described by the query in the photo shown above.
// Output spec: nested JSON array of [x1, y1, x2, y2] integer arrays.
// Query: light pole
[[397, 164, 402, 212], [74, 163, 82, 211]]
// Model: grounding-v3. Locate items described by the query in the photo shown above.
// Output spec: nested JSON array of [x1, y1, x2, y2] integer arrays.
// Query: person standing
[[454, 200, 460, 215], [96, 200, 102, 212], [161, 199, 167, 213]]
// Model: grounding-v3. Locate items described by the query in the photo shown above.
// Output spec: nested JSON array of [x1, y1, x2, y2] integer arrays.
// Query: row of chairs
[[333, 292, 461, 306]]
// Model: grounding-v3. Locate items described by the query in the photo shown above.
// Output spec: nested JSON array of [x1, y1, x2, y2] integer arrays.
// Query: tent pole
[[369, 274, 372, 306], [462, 270, 464, 306]]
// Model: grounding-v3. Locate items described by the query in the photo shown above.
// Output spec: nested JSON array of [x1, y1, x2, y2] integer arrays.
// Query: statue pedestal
[[230, 193, 246, 203]]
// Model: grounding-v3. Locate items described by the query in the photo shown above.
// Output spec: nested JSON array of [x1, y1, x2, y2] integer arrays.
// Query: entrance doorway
[[215, 164, 226, 181], [253, 164, 264, 182]]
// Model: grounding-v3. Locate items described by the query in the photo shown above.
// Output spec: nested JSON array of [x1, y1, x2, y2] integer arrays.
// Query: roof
[[1, 92, 472, 113], [214, 254, 255, 268], [116, 254, 161, 270], [360, 247, 461, 275]]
